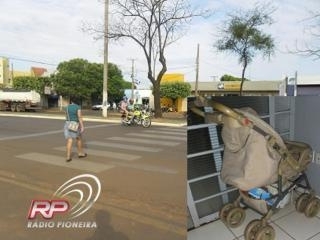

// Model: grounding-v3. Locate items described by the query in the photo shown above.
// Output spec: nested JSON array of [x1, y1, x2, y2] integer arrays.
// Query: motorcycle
[[121, 109, 152, 128]]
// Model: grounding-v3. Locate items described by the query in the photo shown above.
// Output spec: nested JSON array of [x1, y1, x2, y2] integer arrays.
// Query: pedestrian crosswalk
[[15, 126, 186, 174], [86, 141, 162, 152], [126, 133, 186, 141], [107, 137, 180, 146], [15, 152, 115, 173], [54, 146, 140, 161]]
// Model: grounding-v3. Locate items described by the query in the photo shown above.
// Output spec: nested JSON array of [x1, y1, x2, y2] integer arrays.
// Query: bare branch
[[288, 10, 320, 60], [83, 0, 212, 117]]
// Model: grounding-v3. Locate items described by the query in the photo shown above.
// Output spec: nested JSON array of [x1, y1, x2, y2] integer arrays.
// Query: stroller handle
[[190, 97, 251, 126], [212, 101, 252, 126]]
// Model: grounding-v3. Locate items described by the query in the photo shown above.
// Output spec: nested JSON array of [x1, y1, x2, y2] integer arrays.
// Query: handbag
[[66, 107, 79, 132], [68, 121, 79, 132]]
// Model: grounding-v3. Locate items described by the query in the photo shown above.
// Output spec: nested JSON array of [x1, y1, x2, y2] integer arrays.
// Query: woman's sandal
[[66, 158, 72, 162], [78, 153, 87, 158]]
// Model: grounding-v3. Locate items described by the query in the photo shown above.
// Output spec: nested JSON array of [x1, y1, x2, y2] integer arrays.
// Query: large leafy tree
[[215, 4, 275, 95], [53, 58, 93, 101], [84, 0, 208, 117], [53, 58, 129, 104]]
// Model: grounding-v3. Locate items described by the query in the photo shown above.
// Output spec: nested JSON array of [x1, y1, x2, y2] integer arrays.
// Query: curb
[[0, 112, 186, 127]]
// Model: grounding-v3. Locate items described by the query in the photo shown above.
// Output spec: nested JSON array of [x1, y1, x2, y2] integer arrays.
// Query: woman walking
[[64, 98, 87, 162]]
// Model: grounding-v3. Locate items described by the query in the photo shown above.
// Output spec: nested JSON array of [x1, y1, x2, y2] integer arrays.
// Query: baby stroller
[[190, 97, 320, 240]]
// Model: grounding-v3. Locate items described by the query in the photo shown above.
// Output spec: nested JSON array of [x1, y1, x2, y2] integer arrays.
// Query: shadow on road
[[86, 210, 129, 240]]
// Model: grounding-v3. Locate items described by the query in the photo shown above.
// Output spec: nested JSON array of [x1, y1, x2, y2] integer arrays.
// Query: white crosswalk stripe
[[125, 133, 186, 141], [86, 141, 162, 152], [138, 130, 186, 136], [15, 153, 115, 173], [54, 147, 139, 161], [154, 127, 186, 133], [108, 161, 178, 174], [107, 137, 180, 146]]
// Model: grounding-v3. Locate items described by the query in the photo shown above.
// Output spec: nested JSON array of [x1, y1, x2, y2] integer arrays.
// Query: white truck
[[0, 90, 42, 112]]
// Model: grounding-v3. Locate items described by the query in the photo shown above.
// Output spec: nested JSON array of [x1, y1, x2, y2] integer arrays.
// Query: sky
[[0, 0, 319, 89]]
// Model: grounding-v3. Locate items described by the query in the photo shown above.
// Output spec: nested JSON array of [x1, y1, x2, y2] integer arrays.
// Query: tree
[[53, 58, 129, 104], [290, 11, 320, 60], [13, 76, 52, 94], [220, 74, 249, 82], [215, 4, 275, 95], [160, 81, 191, 108], [53, 58, 93, 102], [108, 63, 131, 103], [84, 0, 208, 117], [13, 76, 38, 91]]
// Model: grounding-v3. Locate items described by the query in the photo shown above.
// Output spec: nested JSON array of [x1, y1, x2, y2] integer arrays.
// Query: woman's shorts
[[64, 122, 80, 139]]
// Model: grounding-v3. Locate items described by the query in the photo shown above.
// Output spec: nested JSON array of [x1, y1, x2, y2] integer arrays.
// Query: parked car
[[91, 102, 110, 110]]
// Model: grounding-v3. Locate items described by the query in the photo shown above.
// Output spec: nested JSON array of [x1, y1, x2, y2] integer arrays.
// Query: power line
[[0, 55, 58, 66]]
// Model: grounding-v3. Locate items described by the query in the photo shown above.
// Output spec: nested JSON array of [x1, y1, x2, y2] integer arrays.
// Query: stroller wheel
[[219, 203, 234, 223], [225, 207, 246, 228], [255, 225, 275, 240], [304, 197, 320, 218], [244, 219, 262, 240], [296, 193, 311, 213]]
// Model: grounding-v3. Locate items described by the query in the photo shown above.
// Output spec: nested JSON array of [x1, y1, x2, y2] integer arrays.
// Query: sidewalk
[[0, 108, 187, 127]]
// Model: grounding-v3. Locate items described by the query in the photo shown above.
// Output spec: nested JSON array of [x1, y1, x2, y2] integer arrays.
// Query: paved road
[[0, 114, 186, 240]]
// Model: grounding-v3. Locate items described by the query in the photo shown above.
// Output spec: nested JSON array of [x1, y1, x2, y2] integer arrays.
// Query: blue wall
[[294, 96, 320, 195]]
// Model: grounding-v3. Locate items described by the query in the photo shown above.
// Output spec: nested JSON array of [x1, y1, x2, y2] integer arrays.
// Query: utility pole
[[130, 58, 136, 100], [195, 44, 200, 96], [11, 63, 14, 86], [294, 71, 298, 96], [102, 0, 109, 117]]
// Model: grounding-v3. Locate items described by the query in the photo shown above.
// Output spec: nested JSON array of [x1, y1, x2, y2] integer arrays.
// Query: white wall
[[124, 89, 154, 108]]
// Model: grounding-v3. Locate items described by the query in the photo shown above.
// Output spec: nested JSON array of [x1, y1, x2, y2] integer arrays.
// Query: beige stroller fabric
[[220, 112, 280, 191], [219, 107, 312, 191]]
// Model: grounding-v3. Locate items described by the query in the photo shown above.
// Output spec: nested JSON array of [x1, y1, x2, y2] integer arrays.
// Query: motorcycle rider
[[120, 98, 134, 123]]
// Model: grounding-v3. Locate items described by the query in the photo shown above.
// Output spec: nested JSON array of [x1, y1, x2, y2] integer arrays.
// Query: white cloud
[[0, 0, 104, 66], [0, 0, 319, 88]]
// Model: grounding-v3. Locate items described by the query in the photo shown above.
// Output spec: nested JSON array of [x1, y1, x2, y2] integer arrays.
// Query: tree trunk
[[240, 60, 248, 96], [153, 82, 162, 118]]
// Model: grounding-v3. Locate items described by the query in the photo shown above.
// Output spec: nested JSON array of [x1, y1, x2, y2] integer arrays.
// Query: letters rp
[[28, 200, 69, 219]]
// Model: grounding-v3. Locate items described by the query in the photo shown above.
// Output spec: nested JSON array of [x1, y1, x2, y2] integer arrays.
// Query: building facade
[[0, 57, 49, 89], [188, 76, 320, 97], [0, 57, 11, 87], [189, 80, 282, 96]]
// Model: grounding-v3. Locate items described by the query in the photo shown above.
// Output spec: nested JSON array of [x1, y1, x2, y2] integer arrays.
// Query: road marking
[[108, 137, 180, 146], [142, 130, 187, 136], [0, 130, 62, 141], [15, 153, 114, 173], [86, 141, 162, 152], [156, 127, 186, 132], [0, 124, 117, 141], [126, 133, 186, 141], [54, 147, 140, 161], [110, 161, 178, 174]]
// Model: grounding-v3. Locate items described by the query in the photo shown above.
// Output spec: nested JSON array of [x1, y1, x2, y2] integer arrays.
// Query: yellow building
[[161, 73, 184, 83], [161, 73, 187, 112], [0, 57, 49, 89], [12, 70, 30, 78]]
